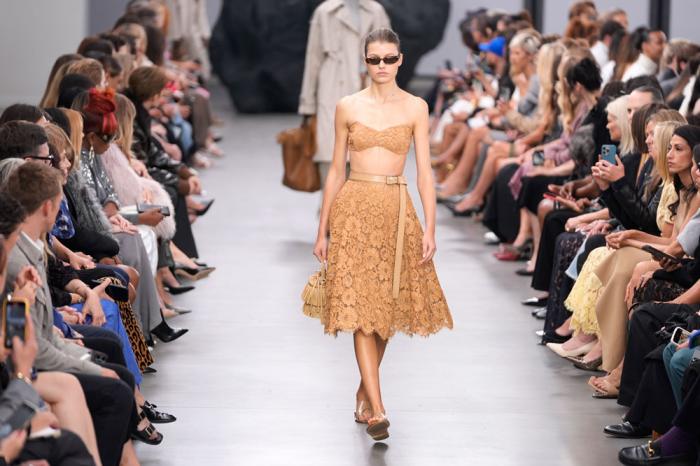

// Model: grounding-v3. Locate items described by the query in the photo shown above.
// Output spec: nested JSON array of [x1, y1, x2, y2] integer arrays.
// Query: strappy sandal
[[354, 400, 372, 424], [588, 376, 619, 399], [366, 413, 390, 441], [142, 400, 177, 424], [132, 410, 164, 445]]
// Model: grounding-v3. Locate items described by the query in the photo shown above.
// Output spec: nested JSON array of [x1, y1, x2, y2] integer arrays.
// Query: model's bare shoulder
[[403, 94, 428, 127]]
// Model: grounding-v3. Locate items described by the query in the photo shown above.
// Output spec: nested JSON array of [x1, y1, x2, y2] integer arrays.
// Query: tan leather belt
[[348, 171, 407, 299]]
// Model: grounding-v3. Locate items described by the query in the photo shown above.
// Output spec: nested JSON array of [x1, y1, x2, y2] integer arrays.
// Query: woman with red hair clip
[[70, 88, 187, 344]]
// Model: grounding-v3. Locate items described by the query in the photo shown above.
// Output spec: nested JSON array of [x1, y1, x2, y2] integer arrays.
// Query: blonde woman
[[313, 29, 452, 441]]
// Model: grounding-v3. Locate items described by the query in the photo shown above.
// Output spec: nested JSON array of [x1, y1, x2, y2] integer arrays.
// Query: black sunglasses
[[365, 55, 400, 66]]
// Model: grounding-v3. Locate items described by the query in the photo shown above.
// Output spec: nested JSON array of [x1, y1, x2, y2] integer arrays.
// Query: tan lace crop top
[[347, 122, 413, 155]]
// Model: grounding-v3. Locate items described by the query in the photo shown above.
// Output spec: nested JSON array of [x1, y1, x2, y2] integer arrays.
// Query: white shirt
[[601, 61, 615, 86], [590, 41, 609, 70], [622, 53, 658, 82]]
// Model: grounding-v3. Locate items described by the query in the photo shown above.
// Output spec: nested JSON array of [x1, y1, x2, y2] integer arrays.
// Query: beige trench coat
[[298, 0, 391, 162]]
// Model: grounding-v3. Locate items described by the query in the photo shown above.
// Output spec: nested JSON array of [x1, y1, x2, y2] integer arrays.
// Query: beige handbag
[[301, 263, 326, 318]]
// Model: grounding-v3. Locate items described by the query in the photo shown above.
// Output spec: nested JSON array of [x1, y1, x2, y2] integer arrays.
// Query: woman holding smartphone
[[313, 29, 453, 441]]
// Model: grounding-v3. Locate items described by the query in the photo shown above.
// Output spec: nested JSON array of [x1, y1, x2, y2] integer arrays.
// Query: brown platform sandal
[[354, 400, 372, 424], [366, 413, 390, 441]]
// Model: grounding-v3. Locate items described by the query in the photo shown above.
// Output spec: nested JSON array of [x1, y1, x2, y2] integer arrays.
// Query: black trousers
[[531, 209, 578, 291], [618, 303, 698, 407], [16, 429, 95, 466], [482, 163, 520, 243], [517, 175, 568, 213], [172, 193, 199, 258], [71, 326, 137, 466], [625, 346, 677, 434], [674, 365, 700, 435]]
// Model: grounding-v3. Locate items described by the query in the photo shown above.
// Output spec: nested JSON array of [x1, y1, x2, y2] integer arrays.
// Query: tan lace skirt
[[321, 179, 453, 339]]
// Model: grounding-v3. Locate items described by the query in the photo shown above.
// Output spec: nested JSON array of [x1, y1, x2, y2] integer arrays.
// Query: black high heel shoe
[[193, 199, 215, 216], [163, 283, 195, 295], [151, 321, 188, 343], [173, 264, 216, 281]]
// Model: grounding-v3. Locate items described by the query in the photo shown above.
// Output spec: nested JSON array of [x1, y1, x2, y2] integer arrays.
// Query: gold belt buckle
[[386, 176, 398, 185]]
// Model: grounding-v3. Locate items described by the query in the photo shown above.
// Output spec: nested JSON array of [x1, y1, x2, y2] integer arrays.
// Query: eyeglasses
[[365, 55, 400, 66], [26, 155, 55, 164]]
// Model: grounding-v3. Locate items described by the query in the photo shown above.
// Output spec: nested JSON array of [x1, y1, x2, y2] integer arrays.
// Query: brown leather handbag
[[277, 116, 321, 192]]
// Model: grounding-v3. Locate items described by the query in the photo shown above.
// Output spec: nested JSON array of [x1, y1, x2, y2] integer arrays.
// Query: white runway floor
[[135, 89, 638, 466]]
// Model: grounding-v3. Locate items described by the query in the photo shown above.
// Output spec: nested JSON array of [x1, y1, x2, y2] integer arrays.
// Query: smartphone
[[444, 59, 453, 71], [89, 279, 129, 302], [543, 193, 558, 202], [641, 245, 682, 265], [136, 203, 171, 217], [499, 86, 512, 102], [671, 326, 691, 346], [0, 402, 37, 439], [2, 297, 28, 349], [601, 144, 617, 164], [532, 150, 545, 166]]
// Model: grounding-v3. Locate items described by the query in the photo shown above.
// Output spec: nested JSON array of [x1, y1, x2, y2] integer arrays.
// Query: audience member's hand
[[14, 266, 41, 289], [595, 155, 625, 182], [188, 176, 202, 195], [582, 219, 611, 236], [138, 208, 165, 227], [11, 318, 37, 377], [606, 230, 634, 249], [565, 215, 586, 232], [130, 158, 150, 178], [100, 368, 119, 379], [109, 215, 138, 235], [0, 429, 27, 463], [659, 255, 682, 272], [83, 290, 106, 326], [57, 306, 84, 325], [313, 235, 328, 263], [419, 232, 437, 265], [591, 164, 610, 191], [625, 271, 654, 309], [68, 251, 95, 270], [30, 411, 59, 432]]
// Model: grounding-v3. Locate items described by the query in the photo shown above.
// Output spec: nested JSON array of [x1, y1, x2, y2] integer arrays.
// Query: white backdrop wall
[[0, 0, 88, 107]]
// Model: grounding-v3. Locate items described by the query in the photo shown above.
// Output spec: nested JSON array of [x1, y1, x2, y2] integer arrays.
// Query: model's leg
[[354, 331, 385, 416], [357, 334, 388, 405]]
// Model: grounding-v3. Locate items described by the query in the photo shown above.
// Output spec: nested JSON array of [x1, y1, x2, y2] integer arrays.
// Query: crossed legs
[[354, 331, 388, 420]]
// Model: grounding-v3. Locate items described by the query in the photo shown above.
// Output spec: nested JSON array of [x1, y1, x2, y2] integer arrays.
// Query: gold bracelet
[[15, 372, 32, 385]]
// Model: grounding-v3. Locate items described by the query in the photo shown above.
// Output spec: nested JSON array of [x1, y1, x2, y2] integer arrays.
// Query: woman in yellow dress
[[313, 28, 453, 441]]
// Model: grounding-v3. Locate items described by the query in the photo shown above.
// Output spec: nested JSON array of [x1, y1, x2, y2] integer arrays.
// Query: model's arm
[[313, 100, 350, 262], [413, 97, 437, 264]]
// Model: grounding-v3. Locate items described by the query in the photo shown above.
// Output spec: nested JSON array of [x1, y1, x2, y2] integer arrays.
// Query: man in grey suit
[[3, 162, 133, 466]]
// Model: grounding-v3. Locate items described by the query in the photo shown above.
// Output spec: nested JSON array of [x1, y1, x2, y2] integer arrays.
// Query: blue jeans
[[663, 343, 694, 407]]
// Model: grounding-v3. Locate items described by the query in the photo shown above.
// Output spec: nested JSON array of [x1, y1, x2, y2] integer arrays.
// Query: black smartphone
[[642, 245, 682, 265], [89, 279, 129, 302], [444, 59, 453, 71], [532, 150, 545, 166], [0, 402, 37, 439], [2, 298, 28, 349], [137, 203, 171, 217]]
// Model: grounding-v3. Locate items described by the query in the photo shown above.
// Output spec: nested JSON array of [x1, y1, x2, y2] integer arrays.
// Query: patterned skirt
[[322, 178, 453, 340]]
